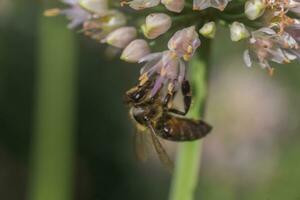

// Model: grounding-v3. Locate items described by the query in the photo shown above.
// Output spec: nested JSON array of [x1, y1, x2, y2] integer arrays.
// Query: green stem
[[169, 40, 211, 200], [28, 11, 77, 200]]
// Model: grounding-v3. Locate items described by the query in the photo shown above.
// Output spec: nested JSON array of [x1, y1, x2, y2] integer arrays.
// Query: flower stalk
[[169, 40, 211, 200], [28, 13, 77, 200]]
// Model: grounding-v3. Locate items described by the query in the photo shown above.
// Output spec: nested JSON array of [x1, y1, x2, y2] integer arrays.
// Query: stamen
[[44, 8, 61, 17]]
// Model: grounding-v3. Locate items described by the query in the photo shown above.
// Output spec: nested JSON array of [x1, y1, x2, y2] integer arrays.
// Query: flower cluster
[[138, 26, 200, 96], [243, 0, 300, 74], [45, 0, 300, 94]]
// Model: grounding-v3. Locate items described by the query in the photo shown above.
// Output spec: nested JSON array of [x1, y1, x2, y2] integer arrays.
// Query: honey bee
[[124, 78, 212, 171]]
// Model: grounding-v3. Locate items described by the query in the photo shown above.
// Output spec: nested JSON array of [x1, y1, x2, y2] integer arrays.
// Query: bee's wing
[[148, 123, 174, 173], [133, 128, 150, 162]]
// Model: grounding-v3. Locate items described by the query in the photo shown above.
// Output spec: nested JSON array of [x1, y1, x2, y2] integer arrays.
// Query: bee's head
[[130, 103, 162, 125], [123, 86, 147, 105]]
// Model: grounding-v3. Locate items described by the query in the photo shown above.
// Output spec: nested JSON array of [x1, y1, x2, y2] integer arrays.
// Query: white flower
[[245, 0, 266, 20], [44, 0, 110, 29], [104, 26, 137, 48], [83, 10, 126, 41], [161, 0, 185, 13], [142, 13, 172, 39], [126, 0, 160, 10], [199, 21, 216, 39], [230, 22, 250, 42], [79, 0, 108, 15], [121, 39, 151, 63], [168, 26, 201, 61]]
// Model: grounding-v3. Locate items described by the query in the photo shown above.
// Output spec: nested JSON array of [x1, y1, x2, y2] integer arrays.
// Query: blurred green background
[[1, 1, 300, 200]]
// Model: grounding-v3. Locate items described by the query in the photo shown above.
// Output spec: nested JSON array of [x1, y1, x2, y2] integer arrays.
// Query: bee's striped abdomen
[[155, 115, 212, 141]]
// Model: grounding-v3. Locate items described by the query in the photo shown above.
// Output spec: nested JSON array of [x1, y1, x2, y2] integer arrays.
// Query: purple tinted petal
[[151, 76, 164, 96], [243, 50, 252, 67], [178, 59, 186, 82], [139, 52, 163, 63]]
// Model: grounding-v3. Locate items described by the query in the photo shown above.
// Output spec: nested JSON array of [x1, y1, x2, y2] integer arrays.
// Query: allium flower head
[[46, 0, 300, 98], [46, 0, 300, 178]]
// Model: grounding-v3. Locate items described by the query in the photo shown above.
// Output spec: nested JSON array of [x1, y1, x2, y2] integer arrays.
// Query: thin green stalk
[[169, 40, 211, 200], [28, 12, 77, 200]]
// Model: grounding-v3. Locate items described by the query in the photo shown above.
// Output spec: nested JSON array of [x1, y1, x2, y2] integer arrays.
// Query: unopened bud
[[104, 26, 137, 48], [121, 39, 151, 63], [142, 13, 172, 39], [127, 0, 160, 10], [79, 0, 108, 14], [230, 22, 250, 41], [245, 0, 266, 20], [161, 0, 185, 13], [199, 21, 216, 39], [193, 0, 231, 11]]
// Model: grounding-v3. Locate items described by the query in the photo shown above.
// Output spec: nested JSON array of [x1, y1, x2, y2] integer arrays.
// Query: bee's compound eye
[[132, 90, 145, 102], [143, 115, 150, 121]]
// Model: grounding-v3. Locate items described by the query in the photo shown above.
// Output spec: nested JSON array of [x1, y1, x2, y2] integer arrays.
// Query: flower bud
[[83, 10, 127, 40], [127, 0, 160, 10], [79, 0, 108, 14], [141, 13, 172, 39], [105, 10, 127, 29], [193, 0, 231, 11], [161, 0, 185, 13], [244, 0, 266, 20], [230, 22, 250, 42], [168, 26, 201, 61], [104, 26, 137, 48], [199, 21, 216, 39], [121, 39, 151, 63]]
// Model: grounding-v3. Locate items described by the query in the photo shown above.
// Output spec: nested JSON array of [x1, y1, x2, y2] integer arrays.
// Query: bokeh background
[[1, 1, 300, 200]]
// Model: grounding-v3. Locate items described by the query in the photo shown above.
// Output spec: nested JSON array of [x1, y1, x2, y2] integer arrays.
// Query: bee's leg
[[168, 109, 187, 116], [165, 80, 192, 116], [181, 79, 192, 114], [163, 82, 176, 108], [138, 73, 149, 87]]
